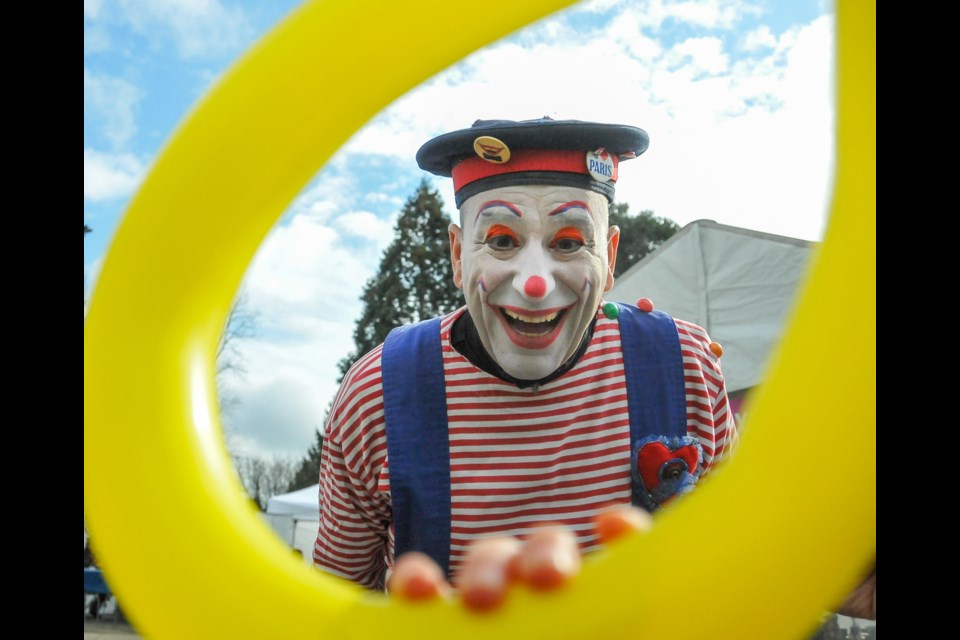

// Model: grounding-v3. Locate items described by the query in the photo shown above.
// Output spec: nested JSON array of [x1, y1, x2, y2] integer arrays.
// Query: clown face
[[449, 185, 620, 380]]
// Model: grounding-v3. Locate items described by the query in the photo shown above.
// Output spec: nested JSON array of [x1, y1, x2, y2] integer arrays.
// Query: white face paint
[[449, 185, 620, 381]]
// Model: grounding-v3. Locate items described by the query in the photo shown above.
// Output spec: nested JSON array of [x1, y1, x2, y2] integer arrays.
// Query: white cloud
[[221, 173, 415, 458], [223, 215, 383, 456], [777, 15, 835, 110], [222, 378, 325, 458], [313, 2, 832, 243], [363, 191, 404, 208], [285, 171, 358, 224], [613, 15, 835, 241], [244, 216, 368, 317], [665, 36, 729, 75], [614, 0, 762, 31], [663, 0, 759, 29], [742, 24, 776, 51], [346, 38, 659, 162], [605, 10, 663, 60], [84, 148, 147, 201], [87, 0, 252, 59], [84, 69, 144, 148], [333, 211, 397, 246]]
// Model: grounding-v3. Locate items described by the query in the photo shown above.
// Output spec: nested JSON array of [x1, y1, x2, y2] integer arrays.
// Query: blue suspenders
[[382, 303, 686, 577], [381, 317, 452, 576], [615, 303, 687, 456]]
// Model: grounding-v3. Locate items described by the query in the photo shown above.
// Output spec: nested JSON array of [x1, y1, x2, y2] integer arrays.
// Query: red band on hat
[[452, 149, 619, 193]]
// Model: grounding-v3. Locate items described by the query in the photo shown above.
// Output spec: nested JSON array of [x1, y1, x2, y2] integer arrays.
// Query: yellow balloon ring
[[83, 1, 875, 638]]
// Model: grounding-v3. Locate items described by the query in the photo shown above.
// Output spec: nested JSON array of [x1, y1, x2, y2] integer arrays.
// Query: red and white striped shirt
[[313, 305, 737, 590]]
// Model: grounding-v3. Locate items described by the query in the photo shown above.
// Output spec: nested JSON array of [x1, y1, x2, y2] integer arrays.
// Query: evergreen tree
[[287, 428, 324, 492], [608, 203, 680, 277], [337, 180, 463, 378]]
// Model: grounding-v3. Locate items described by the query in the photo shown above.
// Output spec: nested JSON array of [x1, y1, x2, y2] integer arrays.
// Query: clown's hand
[[387, 506, 652, 612], [837, 562, 876, 620]]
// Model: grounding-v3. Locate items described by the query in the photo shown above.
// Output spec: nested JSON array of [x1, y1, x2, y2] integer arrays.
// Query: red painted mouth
[[494, 304, 572, 349]]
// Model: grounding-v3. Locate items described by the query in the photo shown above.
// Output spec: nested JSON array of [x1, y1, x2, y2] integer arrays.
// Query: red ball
[[636, 297, 654, 312]]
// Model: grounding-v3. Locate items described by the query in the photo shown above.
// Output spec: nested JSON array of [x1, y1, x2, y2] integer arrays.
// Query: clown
[[314, 117, 738, 609], [451, 184, 617, 383]]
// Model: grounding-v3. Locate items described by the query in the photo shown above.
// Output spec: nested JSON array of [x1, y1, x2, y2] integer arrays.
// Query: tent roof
[[266, 483, 320, 518], [608, 219, 816, 393]]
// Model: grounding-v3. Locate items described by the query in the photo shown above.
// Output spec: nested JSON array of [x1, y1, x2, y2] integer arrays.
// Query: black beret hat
[[417, 117, 649, 207]]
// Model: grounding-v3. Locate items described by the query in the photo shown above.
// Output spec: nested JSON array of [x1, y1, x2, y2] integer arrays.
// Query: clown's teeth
[[502, 308, 560, 324]]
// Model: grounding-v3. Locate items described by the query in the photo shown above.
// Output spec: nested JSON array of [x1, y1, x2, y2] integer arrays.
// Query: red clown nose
[[524, 275, 547, 298]]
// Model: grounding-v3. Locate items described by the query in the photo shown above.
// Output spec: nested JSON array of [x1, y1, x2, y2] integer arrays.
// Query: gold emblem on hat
[[473, 136, 511, 164]]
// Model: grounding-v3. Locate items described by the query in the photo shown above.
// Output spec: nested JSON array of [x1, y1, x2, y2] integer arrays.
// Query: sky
[[84, 0, 836, 461]]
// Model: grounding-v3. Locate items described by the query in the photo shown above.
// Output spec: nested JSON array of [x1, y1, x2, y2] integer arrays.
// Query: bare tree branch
[[216, 290, 258, 377], [216, 290, 258, 423], [232, 454, 298, 510]]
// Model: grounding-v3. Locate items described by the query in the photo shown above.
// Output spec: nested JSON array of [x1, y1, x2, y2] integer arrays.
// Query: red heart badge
[[635, 441, 701, 492]]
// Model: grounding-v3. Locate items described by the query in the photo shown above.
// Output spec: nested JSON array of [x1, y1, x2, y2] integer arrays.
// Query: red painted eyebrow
[[476, 200, 523, 223], [484, 224, 519, 243], [551, 227, 585, 244], [548, 201, 591, 217]]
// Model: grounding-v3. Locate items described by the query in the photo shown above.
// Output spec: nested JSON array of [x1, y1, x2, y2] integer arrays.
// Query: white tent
[[267, 483, 320, 517], [608, 219, 816, 400], [264, 484, 320, 562]]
